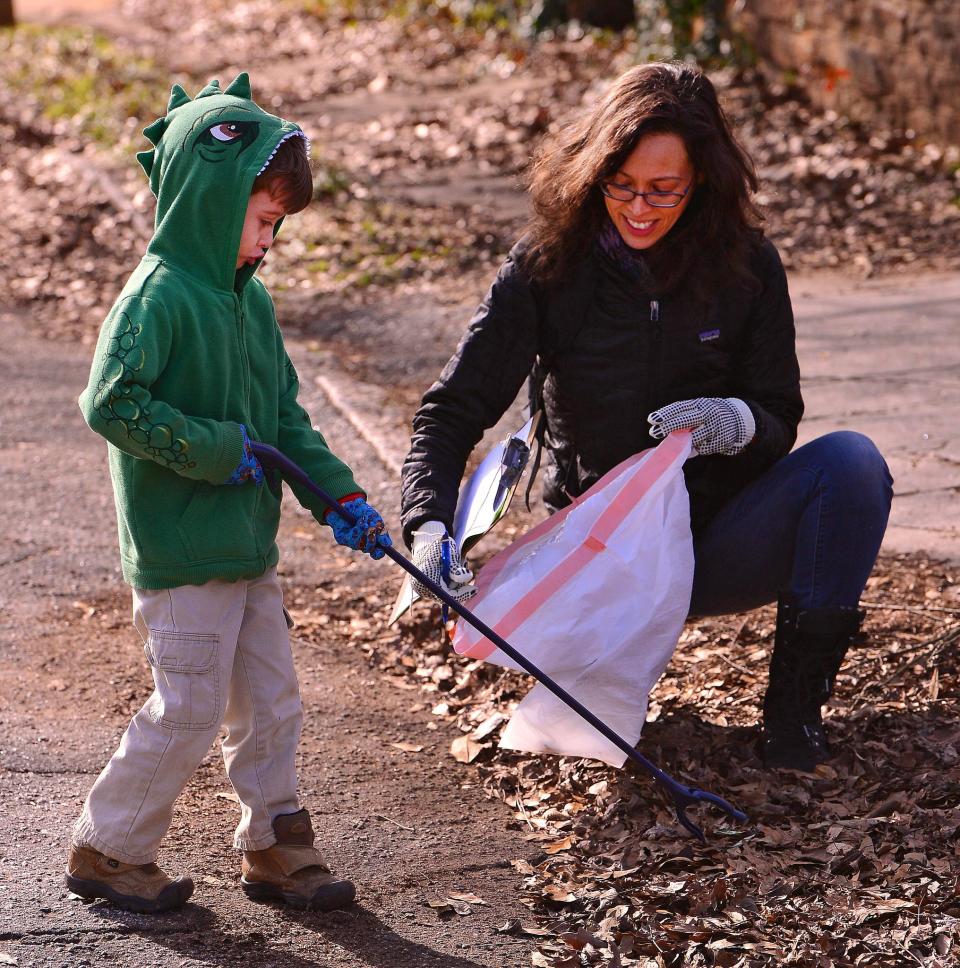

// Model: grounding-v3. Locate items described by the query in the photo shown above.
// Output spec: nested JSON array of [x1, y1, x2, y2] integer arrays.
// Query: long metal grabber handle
[[252, 442, 748, 842]]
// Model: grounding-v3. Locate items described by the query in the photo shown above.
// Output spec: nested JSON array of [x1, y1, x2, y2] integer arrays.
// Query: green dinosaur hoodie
[[80, 73, 361, 589]]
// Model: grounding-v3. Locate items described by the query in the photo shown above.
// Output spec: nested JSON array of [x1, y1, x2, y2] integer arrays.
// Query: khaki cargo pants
[[74, 567, 302, 864]]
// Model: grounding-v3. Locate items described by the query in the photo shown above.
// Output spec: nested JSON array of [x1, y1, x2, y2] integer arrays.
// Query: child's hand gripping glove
[[647, 397, 756, 457], [326, 497, 392, 560], [226, 425, 265, 485], [411, 521, 477, 604]]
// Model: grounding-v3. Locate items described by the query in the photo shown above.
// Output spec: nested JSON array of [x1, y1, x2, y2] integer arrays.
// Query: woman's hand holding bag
[[648, 397, 755, 456]]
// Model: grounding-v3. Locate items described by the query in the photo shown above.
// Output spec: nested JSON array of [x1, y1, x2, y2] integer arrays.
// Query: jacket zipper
[[647, 299, 662, 436]]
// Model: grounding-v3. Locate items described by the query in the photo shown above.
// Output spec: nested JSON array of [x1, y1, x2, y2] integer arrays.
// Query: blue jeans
[[689, 432, 893, 616]]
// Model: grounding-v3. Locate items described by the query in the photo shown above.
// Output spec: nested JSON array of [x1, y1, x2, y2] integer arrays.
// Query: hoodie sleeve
[[275, 349, 363, 523], [79, 296, 244, 484]]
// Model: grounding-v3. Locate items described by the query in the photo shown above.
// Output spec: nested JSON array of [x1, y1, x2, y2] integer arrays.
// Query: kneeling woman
[[400, 62, 893, 772]]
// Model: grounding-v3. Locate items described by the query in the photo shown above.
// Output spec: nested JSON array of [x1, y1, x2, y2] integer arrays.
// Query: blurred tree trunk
[[536, 0, 635, 31], [568, 0, 635, 29], [666, 0, 728, 56], [0, 1, 14, 27]]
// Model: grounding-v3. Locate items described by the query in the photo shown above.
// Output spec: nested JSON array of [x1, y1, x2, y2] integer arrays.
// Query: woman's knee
[[807, 431, 893, 506]]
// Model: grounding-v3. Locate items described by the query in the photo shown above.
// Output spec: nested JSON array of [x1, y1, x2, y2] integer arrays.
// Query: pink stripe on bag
[[475, 482, 585, 589], [458, 432, 690, 660], [590, 431, 688, 545], [475, 445, 650, 591]]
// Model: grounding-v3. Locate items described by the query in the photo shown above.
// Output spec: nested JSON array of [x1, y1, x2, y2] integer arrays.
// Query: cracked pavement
[[791, 271, 960, 563]]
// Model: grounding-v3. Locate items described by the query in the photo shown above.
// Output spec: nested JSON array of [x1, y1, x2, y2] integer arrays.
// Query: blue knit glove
[[327, 498, 392, 560], [225, 425, 265, 485]]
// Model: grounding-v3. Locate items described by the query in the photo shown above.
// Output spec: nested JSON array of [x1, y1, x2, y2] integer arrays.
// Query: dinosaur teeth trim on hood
[[256, 130, 311, 177]]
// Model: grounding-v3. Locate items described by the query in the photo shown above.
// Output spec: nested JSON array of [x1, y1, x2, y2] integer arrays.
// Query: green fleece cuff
[[211, 422, 246, 484]]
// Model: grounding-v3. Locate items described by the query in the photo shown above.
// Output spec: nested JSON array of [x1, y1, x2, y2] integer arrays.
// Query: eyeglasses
[[599, 180, 692, 208]]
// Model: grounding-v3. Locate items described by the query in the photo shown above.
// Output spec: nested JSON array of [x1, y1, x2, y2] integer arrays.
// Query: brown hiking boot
[[241, 809, 356, 911], [65, 844, 194, 913]]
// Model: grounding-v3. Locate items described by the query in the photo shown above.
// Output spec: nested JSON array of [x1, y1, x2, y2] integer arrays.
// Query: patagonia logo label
[[699, 328, 721, 343]]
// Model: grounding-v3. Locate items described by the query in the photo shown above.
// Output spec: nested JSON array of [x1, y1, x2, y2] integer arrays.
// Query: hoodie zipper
[[235, 295, 251, 410], [235, 293, 263, 556]]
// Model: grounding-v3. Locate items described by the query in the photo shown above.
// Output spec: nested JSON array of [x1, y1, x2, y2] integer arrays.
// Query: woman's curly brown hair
[[523, 62, 764, 297]]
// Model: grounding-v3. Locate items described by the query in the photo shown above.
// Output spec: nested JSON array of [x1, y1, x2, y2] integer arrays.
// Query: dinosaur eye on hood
[[210, 122, 248, 142], [194, 119, 260, 161]]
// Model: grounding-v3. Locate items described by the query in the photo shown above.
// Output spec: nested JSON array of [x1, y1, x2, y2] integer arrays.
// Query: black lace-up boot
[[761, 600, 864, 772]]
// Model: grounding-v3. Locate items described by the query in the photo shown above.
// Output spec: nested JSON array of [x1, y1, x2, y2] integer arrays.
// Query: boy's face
[[236, 190, 287, 269]]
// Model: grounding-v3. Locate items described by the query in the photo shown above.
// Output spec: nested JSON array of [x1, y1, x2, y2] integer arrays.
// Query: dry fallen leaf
[[448, 891, 488, 905], [390, 742, 424, 753], [543, 836, 575, 854], [426, 897, 472, 916], [450, 734, 488, 763], [471, 712, 506, 740], [72, 600, 96, 620], [542, 884, 577, 903]]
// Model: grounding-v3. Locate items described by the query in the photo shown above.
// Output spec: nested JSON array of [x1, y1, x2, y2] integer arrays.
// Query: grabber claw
[[668, 785, 748, 843]]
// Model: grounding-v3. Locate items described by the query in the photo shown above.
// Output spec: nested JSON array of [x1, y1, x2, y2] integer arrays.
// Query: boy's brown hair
[[251, 134, 313, 213]]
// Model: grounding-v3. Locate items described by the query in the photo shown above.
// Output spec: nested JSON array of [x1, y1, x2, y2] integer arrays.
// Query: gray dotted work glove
[[647, 397, 756, 456], [411, 521, 477, 604]]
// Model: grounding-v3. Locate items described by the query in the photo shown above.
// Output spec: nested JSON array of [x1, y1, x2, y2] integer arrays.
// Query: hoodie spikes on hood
[[142, 117, 167, 146], [136, 149, 155, 178], [223, 72, 253, 100], [196, 78, 223, 99], [167, 83, 192, 113], [138, 73, 305, 293]]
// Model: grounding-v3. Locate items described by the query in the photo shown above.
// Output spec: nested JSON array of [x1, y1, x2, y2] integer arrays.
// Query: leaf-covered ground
[[295, 552, 960, 967]]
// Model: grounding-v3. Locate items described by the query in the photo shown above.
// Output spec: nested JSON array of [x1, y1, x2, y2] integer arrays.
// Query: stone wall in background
[[731, 0, 960, 146]]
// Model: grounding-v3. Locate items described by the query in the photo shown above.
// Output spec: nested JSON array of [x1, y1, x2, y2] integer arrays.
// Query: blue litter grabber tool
[[251, 442, 748, 842]]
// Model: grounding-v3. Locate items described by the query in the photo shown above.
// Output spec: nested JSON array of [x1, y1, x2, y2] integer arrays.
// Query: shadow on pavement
[[287, 904, 508, 968], [82, 900, 500, 968]]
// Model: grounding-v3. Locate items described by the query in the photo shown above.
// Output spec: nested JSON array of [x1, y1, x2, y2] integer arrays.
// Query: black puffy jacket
[[400, 236, 803, 545]]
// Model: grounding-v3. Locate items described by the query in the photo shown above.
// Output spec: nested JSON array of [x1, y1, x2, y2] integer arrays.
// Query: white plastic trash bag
[[452, 431, 695, 767]]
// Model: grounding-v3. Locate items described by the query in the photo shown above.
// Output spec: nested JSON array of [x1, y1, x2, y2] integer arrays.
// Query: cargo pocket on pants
[[144, 630, 220, 731]]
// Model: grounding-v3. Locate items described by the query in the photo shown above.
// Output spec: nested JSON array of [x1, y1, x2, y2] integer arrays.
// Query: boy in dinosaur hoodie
[[66, 74, 390, 913]]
